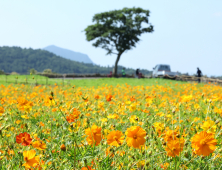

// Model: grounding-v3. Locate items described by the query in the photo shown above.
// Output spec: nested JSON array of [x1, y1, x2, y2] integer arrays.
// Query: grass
[[0, 75, 189, 87]]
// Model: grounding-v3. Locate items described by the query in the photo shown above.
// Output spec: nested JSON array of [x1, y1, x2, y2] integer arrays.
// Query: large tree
[[84, 7, 154, 76]]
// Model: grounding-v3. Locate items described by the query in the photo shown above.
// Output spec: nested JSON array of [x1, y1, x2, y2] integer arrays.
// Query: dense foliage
[[0, 46, 152, 75], [85, 7, 154, 76]]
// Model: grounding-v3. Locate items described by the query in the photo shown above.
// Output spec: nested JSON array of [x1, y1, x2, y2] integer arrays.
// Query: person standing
[[197, 67, 202, 83], [107, 71, 112, 78], [135, 69, 139, 78], [122, 68, 126, 77]]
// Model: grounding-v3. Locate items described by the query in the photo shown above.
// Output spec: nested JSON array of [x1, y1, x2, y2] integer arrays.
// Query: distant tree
[[29, 68, 38, 75], [42, 69, 53, 74], [0, 70, 5, 75], [11, 72, 19, 75], [84, 7, 154, 76]]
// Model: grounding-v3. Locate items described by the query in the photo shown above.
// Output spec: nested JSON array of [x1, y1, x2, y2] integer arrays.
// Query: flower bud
[[60, 144, 66, 151], [50, 91, 54, 97]]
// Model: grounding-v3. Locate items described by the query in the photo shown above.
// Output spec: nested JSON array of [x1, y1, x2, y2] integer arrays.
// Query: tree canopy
[[85, 7, 154, 76]]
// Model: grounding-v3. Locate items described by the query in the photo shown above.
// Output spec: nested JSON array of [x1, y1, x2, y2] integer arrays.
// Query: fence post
[[63, 74, 66, 86]]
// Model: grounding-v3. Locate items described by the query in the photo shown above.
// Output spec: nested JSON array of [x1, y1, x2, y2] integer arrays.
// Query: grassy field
[[0, 76, 221, 169], [0, 75, 189, 87]]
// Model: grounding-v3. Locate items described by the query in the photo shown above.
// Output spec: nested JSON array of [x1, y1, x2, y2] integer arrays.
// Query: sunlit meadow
[[0, 79, 222, 169]]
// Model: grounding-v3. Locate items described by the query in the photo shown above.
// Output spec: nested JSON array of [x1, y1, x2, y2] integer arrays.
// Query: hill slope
[[0, 46, 151, 75], [43, 45, 94, 64]]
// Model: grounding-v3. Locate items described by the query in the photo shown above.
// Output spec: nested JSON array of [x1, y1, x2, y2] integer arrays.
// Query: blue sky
[[0, 0, 221, 76]]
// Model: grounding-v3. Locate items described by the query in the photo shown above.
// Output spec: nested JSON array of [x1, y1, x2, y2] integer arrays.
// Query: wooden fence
[[152, 75, 222, 85]]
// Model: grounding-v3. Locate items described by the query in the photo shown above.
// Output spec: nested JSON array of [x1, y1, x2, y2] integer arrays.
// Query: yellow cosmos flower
[[101, 118, 108, 122], [125, 101, 131, 105], [98, 101, 104, 109], [214, 107, 222, 115], [166, 114, 172, 119], [156, 112, 164, 117], [129, 115, 139, 123], [153, 122, 164, 132], [194, 104, 200, 109], [32, 140, 47, 150], [201, 120, 216, 134], [15, 120, 21, 124], [194, 117, 200, 122], [22, 150, 40, 168], [129, 103, 137, 112], [107, 114, 119, 119], [180, 95, 193, 103], [21, 115, 29, 119]]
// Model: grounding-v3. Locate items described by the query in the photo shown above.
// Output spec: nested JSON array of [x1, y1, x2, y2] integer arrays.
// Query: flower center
[[21, 137, 26, 142], [24, 157, 28, 162], [172, 147, 176, 151], [113, 136, 121, 145], [200, 139, 207, 145], [133, 135, 137, 139]]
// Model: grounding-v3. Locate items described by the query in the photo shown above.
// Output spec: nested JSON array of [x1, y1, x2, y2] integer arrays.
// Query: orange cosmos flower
[[85, 125, 102, 146], [125, 126, 146, 148], [191, 131, 217, 156], [66, 108, 80, 123], [39, 122, 45, 127], [7, 149, 15, 156], [163, 130, 179, 142], [32, 140, 47, 150], [0, 106, 4, 116], [16, 132, 32, 146], [81, 166, 95, 170], [107, 130, 124, 146], [165, 139, 184, 157], [160, 163, 170, 169], [17, 97, 33, 112], [52, 108, 57, 112], [130, 96, 136, 102], [106, 94, 112, 102], [94, 94, 100, 100], [22, 150, 40, 168]]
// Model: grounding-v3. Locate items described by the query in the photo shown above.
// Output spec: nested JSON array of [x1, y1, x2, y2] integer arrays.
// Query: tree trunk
[[113, 53, 122, 77]]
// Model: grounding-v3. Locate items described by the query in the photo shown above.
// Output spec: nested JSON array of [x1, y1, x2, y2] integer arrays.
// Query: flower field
[[0, 81, 222, 169]]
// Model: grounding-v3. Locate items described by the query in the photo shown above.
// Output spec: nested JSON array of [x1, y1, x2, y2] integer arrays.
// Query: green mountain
[[0, 46, 152, 75]]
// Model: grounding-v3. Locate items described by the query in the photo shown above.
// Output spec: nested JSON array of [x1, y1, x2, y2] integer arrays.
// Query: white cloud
[[213, 12, 221, 17]]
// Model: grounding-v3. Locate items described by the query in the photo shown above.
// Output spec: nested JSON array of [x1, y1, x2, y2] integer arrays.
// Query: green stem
[[174, 156, 177, 170], [74, 132, 76, 169]]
